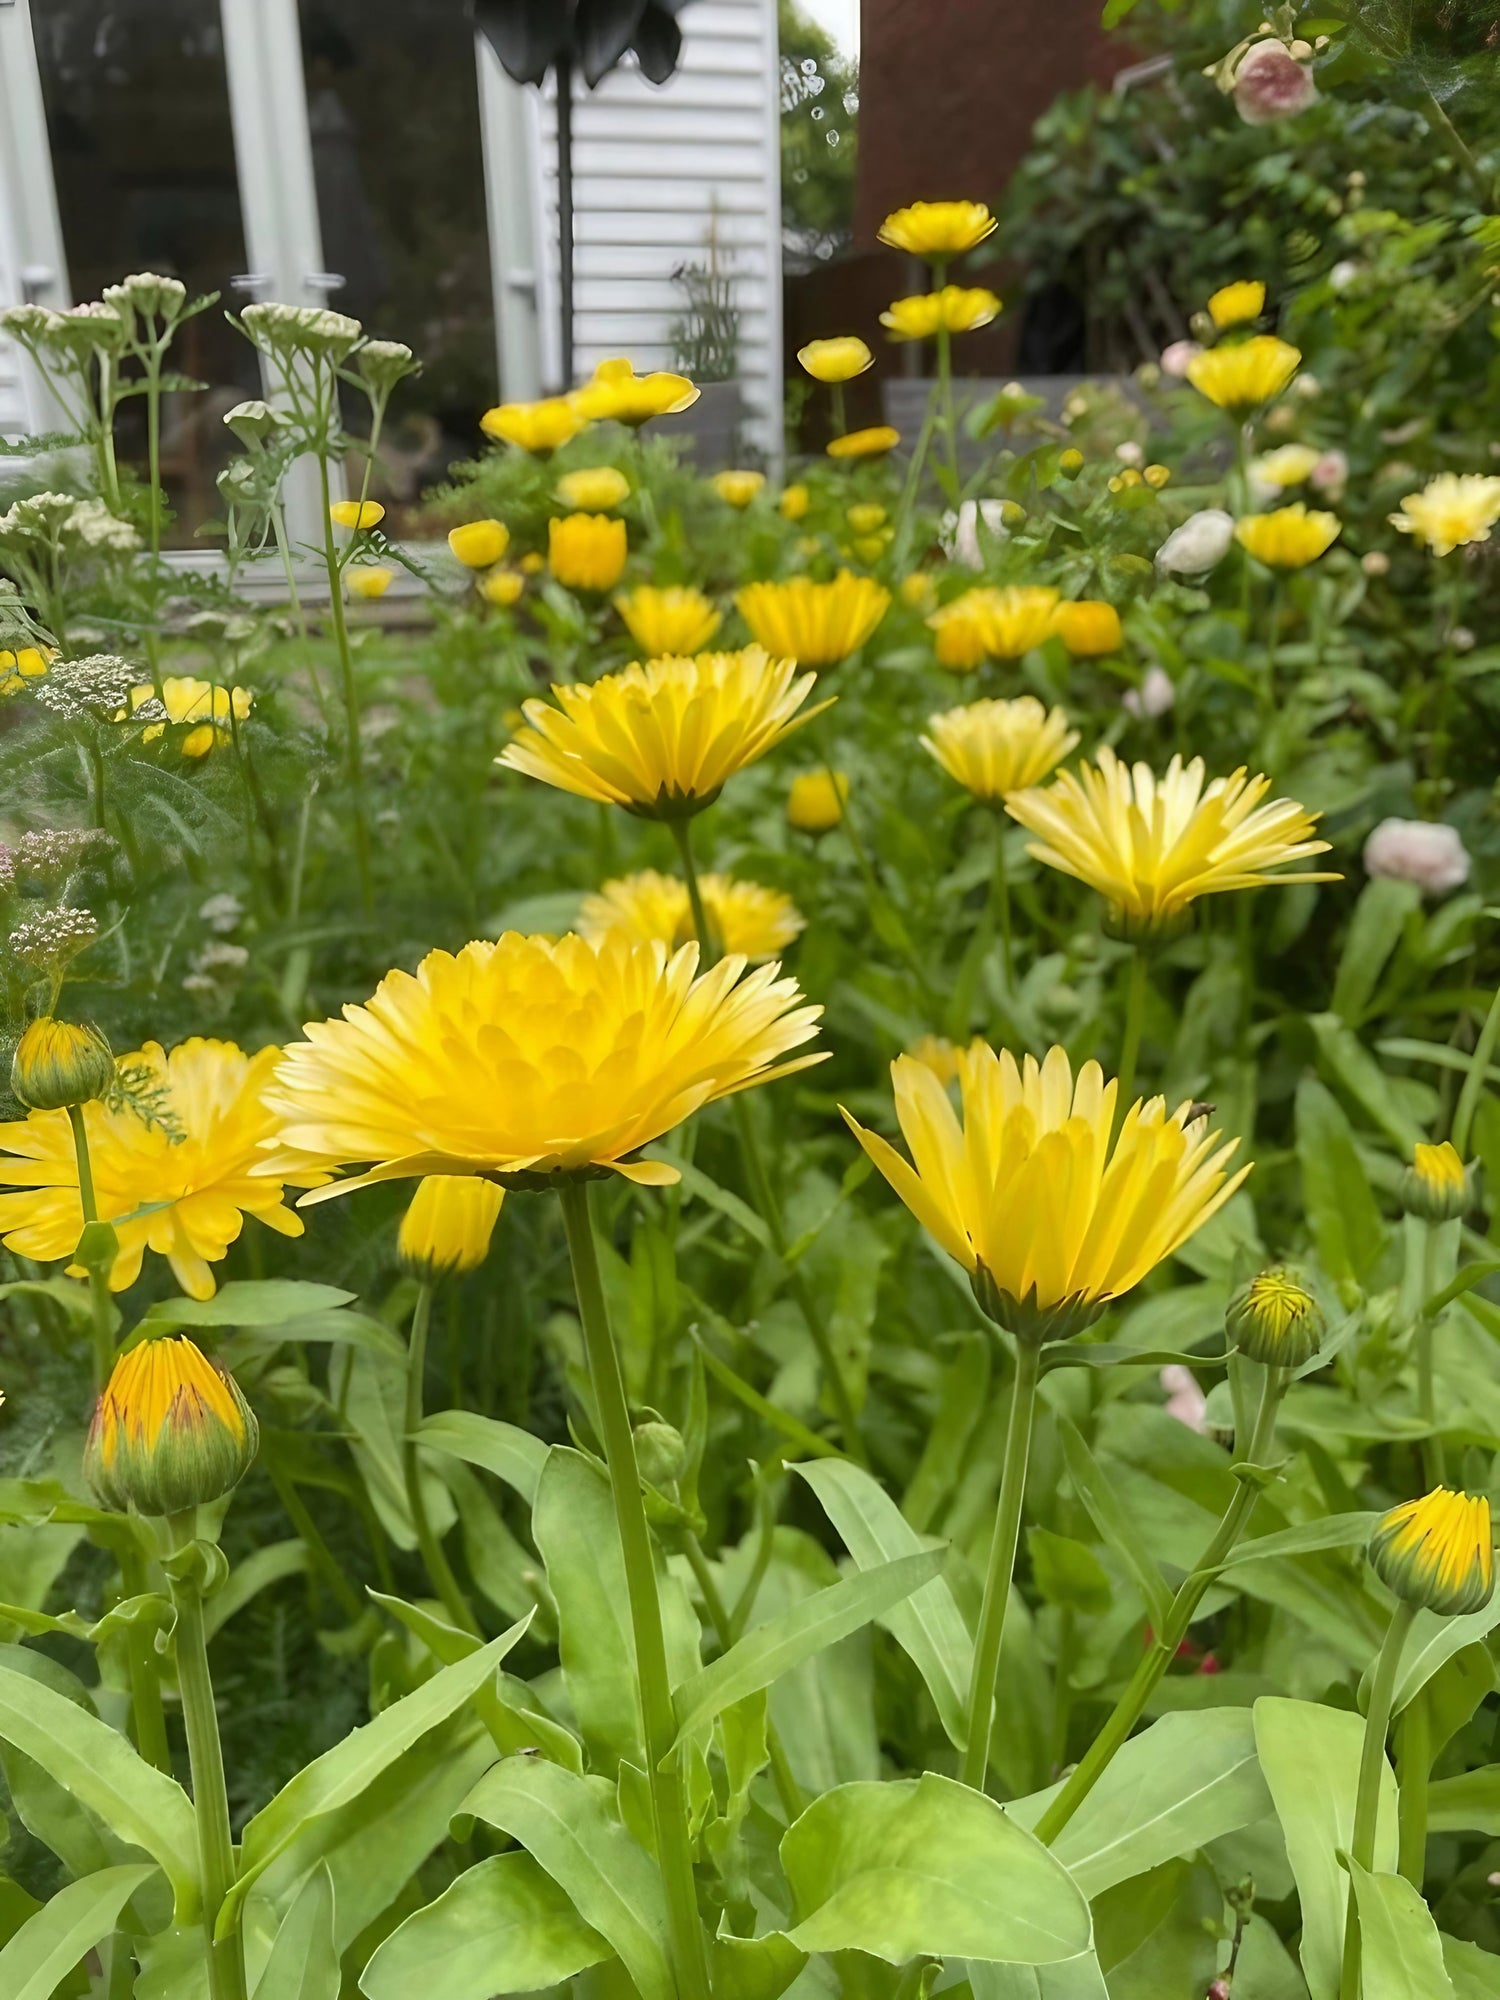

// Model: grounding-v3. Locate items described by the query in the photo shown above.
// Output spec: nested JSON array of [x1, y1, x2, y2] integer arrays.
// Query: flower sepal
[[1103, 903, 1193, 947], [1227, 1455, 1289, 1492], [159, 1532, 231, 1599], [971, 1267, 1108, 1347], [74, 1219, 120, 1276]]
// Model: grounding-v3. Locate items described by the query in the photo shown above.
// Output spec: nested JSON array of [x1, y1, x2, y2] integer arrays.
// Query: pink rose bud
[[1234, 39, 1317, 124]]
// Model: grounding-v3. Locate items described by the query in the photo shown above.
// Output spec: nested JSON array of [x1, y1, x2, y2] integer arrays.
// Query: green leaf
[[0, 1279, 92, 1328], [969, 1956, 1110, 1998], [648, 1149, 774, 1252], [413, 1409, 549, 1506], [1444, 1935, 1500, 1997], [460, 1756, 672, 2000], [0, 1659, 200, 1917], [780, 1771, 1092, 1965], [359, 1851, 610, 2000], [1026, 1528, 1111, 1616], [1311, 1014, 1424, 1154], [1055, 1416, 1172, 1632], [795, 1458, 972, 1750], [1331, 878, 1421, 1025], [1428, 1765, 1500, 1835], [1255, 1696, 1398, 2000], [711, 1928, 807, 2000], [253, 1863, 340, 2000], [671, 1547, 943, 1751], [203, 1541, 308, 1642], [1349, 1861, 1456, 1999], [0, 1864, 155, 2000], [1424, 1261, 1500, 1320], [136, 1280, 356, 1330], [1218, 1512, 1378, 1568], [1392, 1598, 1500, 1716], [1296, 1076, 1386, 1284]]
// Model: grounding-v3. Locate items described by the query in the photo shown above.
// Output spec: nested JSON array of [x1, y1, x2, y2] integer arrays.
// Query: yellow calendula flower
[[798, 337, 874, 383], [1253, 443, 1321, 487], [84, 1336, 259, 1517], [266, 932, 824, 1196], [1235, 504, 1341, 569], [713, 469, 767, 508], [1006, 746, 1337, 938], [548, 512, 628, 593], [572, 357, 699, 428], [481, 569, 525, 608], [906, 1034, 984, 1088], [614, 585, 721, 657], [900, 572, 937, 612], [125, 676, 252, 758], [329, 499, 384, 531], [1400, 1140, 1469, 1223], [1390, 473, 1500, 558], [0, 1039, 316, 1299], [878, 200, 997, 259], [843, 1043, 1248, 1341], [448, 519, 510, 569], [1226, 1266, 1324, 1368], [11, 1017, 114, 1112], [927, 596, 989, 672], [399, 1175, 504, 1280], [1207, 280, 1266, 329], [556, 466, 631, 512], [1370, 1488, 1494, 1617], [737, 570, 890, 669], [499, 648, 829, 818], [0, 647, 52, 697], [1187, 335, 1301, 413], [779, 484, 811, 522], [847, 504, 887, 535], [922, 697, 1079, 803], [968, 584, 1061, 661], [481, 396, 586, 454], [880, 287, 1001, 341], [1052, 600, 1123, 657], [579, 869, 804, 961], [346, 565, 394, 600], [787, 768, 849, 833], [827, 426, 900, 460]]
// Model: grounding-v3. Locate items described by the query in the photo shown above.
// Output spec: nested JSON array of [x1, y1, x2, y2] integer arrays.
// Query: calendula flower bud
[[1058, 447, 1085, 478], [1369, 1488, 1493, 1617], [448, 520, 510, 569], [85, 1337, 259, 1517], [398, 1175, 504, 1280], [11, 1016, 115, 1111], [633, 1417, 687, 1486], [787, 768, 849, 834], [1226, 1266, 1323, 1368], [1399, 1141, 1469, 1223]]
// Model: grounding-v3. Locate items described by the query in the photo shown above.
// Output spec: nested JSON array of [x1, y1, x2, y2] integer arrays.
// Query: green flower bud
[[357, 340, 421, 395], [85, 1336, 259, 1517], [1399, 1141, 1469, 1223], [1226, 1265, 1323, 1368], [1058, 447, 1085, 479], [222, 399, 284, 447], [1369, 1487, 1493, 1617], [633, 1418, 687, 1487], [11, 1016, 115, 1111]]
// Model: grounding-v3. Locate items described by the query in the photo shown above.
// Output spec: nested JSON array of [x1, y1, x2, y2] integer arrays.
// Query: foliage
[[778, 0, 858, 264]]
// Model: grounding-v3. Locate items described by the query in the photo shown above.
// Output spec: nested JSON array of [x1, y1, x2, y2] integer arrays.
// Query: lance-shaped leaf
[[0, 1863, 156, 2000], [254, 1863, 340, 2000], [413, 1410, 548, 1507], [1349, 1861, 1456, 1999]]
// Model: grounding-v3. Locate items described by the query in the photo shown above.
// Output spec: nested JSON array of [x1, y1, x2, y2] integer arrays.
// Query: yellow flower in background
[[847, 503, 887, 535], [1400, 1139, 1469, 1222], [481, 396, 585, 454], [1186, 335, 1301, 412], [84, 1336, 259, 1518], [880, 287, 1001, 340], [1370, 1488, 1494, 1617], [1235, 503, 1340, 569], [798, 337, 874, 383], [922, 697, 1079, 803], [0, 647, 52, 697], [615, 584, 721, 657], [713, 469, 767, 508], [447, 519, 510, 568], [737, 570, 891, 669], [579, 869, 804, 961], [878, 200, 996, 258], [399, 1175, 504, 1280], [787, 768, 849, 833], [927, 595, 990, 672], [975, 584, 1061, 660], [1143, 463, 1172, 490], [779, 484, 811, 521], [1052, 600, 1123, 657], [329, 499, 384, 531], [843, 1043, 1247, 1340], [1253, 443, 1322, 487], [499, 648, 829, 817], [266, 932, 825, 1196], [556, 465, 631, 512], [827, 426, 900, 460], [0, 1039, 315, 1299], [126, 676, 252, 757], [481, 569, 525, 608], [548, 512, 628, 592], [1207, 280, 1266, 329], [900, 572, 937, 612], [1006, 746, 1337, 938], [346, 566, 394, 600], [572, 356, 699, 427], [1390, 473, 1500, 557], [906, 1034, 984, 1088], [520, 551, 546, 574]]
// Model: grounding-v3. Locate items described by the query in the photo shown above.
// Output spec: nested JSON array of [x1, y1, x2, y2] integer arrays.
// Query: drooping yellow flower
[[1207, 280, 1266, 329], [399, 1176, 504, 1280], [1007, 747, 1336, 937], [843, 1044, 1248, 1340], [329, 499, 384, 531], [1186, 336, 1301, 413], [877, 201, 996, 259], [0, 647, 52, 697], [736, 570, 890, 669], [827, 426, 900, 460], [1235, 504, 1340, 569], [481, 397, 586, 454], [1389, 473, 1500, 558], [712, 470, 767, 508], [1400, 1140, 1469, 1223], [614, 585, 721, 657], [1226, 1266, 1324, 1368], [579, 869, 804, 960], [571, 357, 699, 428], [1253, 444, 1321, 488], [499, 648, 829, 818], [880, 287, 1000, 341], [1370, 1489, 1494, 1617], [556, 466, 631, 512], [125, 677, 252, 758], [922, 698, 1079, 803], [798, 337, 874, 383], [548, 512, 628, 593], [481, 569, 525, 608], [346, 565, 394, 600], [787, 768, 849, 833], [447, 519, 510, 569], [1052, 600, 1123, 657], [266, 933, 824, 1196], [779, 484, 811, 521], [0, 1039, 315, 1298], [85, 1336, 258, 1517]]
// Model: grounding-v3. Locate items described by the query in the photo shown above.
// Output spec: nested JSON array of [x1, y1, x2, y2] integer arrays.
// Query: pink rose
[[1234, 39, 1317, 125]]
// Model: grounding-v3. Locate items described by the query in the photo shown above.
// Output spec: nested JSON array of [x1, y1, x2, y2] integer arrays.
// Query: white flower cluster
[[7, 903, 98, 971], [31, 654, 138, 719], [240, 301, 362, 361], [102, 271, 188, 324]]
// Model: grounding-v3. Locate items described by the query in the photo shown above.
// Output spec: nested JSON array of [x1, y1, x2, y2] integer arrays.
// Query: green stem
[[1397, 1689, 1431, 1890], [1262, 576, 1281, 731], [96, 351, 122, 511], [1452, 979, 1500, 1160], [404, 1283, 482, 1637], [669, 818, 715, 960], [961, 1337, 1041, 1789], [559, 1183, 710, 2000], [935, 322, 959, 498], [167, 1513, 248, 2000], [1114, 948, 1149, 1137], [830, 383, 847, 440], [66, 1104, 115, 1390], [1419, 83, 1494, 210], [1037, 1370, 1284, 1844], [316, 451, 372, 913], [1340, 1601, 1418, 2000]]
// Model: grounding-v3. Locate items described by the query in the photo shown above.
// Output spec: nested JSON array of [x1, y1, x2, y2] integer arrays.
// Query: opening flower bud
[[398, 1175, 504, 1281], [11, 1016, 115, 1111], [1400, 1141, 1469, 1223], [85, 1336, 259, 1517], [1226, 1265, 1323, 1368], [1369, 1487, 1493, 1617], [633, 1417, 687, 1487]]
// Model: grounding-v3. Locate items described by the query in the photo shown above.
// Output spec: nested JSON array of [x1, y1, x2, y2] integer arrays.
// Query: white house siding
[[0, 0, 72, 438]]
